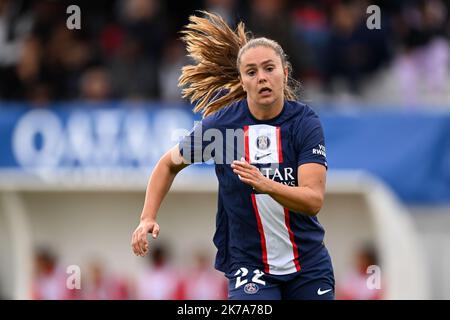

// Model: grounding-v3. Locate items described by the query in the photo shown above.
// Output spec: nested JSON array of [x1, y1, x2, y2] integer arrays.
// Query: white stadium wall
[[322, 171, 430, 299]]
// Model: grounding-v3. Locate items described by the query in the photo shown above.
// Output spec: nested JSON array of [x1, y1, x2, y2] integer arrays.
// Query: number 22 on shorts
[[234, 267, 266, 288]]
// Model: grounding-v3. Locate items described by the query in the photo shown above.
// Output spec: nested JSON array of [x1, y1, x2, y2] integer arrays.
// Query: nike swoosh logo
[[255, 152, 272, 160], [317, 288, 332, 295]]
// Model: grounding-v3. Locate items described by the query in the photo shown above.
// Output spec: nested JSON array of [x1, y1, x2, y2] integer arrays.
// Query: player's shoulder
[[203, 99, 245, 125], [285, 100, 320, 124]]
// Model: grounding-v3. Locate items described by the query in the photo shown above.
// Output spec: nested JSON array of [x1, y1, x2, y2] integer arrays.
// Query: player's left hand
[[231, 158, 273, 193]]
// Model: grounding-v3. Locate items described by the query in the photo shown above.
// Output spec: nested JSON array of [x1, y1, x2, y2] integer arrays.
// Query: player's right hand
[[131, 219, 160, 257]]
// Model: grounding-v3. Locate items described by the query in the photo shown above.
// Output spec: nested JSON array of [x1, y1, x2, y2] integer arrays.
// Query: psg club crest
[[244, 283, 259, 294], [256, 135, 270, 150], [246, 125, 281, 164]]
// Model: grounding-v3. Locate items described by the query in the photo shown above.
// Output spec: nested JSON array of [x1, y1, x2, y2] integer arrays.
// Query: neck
[[247, 98, 284, 121]]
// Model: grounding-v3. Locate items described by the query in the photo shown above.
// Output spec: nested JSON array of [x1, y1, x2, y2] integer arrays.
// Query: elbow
[[305, 194, 324, 216], [163, 147, 187, 175], [305, 206, 320, 216]]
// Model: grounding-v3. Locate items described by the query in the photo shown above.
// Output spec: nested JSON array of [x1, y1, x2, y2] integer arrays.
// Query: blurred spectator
[[0, 0, 33, 60], [99, 23, 125, 59], [324, 0, 391, 94], [291, 0, 330, 83], [111, 0, 168, 100], [31, 0, 66, 43], [245, 0, 312, 79], [158, 39, 188, 103], [182, 250, 228, 300], [391, 0, 450, 106], [82, 258, 130, 300], [0, 0, 33, 99], [135, 243, 183, 300], [337, 244, 384, 300], [14, 35, 42, 101], [117, 0, 167, 61], [79, 66, 112, 101], [31, 247, 77, 300], [108, 35, 159, 100], [0, 0, 449, 107], [26, 82, 52, 107], [204, 0, 237, 25]]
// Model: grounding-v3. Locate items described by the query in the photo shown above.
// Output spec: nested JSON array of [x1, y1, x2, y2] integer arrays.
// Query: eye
[[247, 70, 255, 76], [266, 66, 274, 72]]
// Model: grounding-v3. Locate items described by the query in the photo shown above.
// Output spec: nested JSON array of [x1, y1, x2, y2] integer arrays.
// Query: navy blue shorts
[[227, 258, 334, 300]]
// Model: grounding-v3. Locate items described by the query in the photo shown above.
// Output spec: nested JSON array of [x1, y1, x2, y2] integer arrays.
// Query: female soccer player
[[131, 12, 334, 300]]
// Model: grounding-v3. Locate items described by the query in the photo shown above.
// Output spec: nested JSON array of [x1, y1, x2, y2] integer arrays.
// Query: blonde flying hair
[[178, 11, 299, 118]]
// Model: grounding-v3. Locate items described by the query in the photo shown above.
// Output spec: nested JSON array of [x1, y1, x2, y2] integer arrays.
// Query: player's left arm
[[231, 161, 326, 216], [268, 163, 326, 216]]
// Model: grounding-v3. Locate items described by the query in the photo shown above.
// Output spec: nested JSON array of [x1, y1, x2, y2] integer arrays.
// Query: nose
[[257, 70, 267, 83]]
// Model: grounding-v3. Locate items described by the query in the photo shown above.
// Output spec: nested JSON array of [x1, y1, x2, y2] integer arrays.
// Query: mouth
[[258, 87, 272, 95]]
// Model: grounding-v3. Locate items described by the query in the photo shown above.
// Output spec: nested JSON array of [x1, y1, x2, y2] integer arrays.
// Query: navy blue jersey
[[179, 99, 328, 277]]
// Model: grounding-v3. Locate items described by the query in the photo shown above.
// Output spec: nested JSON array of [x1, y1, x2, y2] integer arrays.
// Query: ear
[[284, 67, 288, 83], [240, 77, 246, 92]]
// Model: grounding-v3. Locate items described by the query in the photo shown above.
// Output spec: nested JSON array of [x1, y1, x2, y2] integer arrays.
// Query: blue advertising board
[[1, 103, 449, 205]]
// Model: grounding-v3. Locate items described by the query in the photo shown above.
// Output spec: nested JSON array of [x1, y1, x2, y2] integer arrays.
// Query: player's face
[[239, 46, 288, 109]]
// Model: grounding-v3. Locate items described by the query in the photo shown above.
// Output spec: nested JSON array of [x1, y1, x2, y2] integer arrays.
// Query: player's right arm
[[131, 144, 189, 256]]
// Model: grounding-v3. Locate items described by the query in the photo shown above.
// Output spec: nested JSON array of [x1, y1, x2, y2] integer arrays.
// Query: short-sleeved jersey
[[180, 99, 328, 277]]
